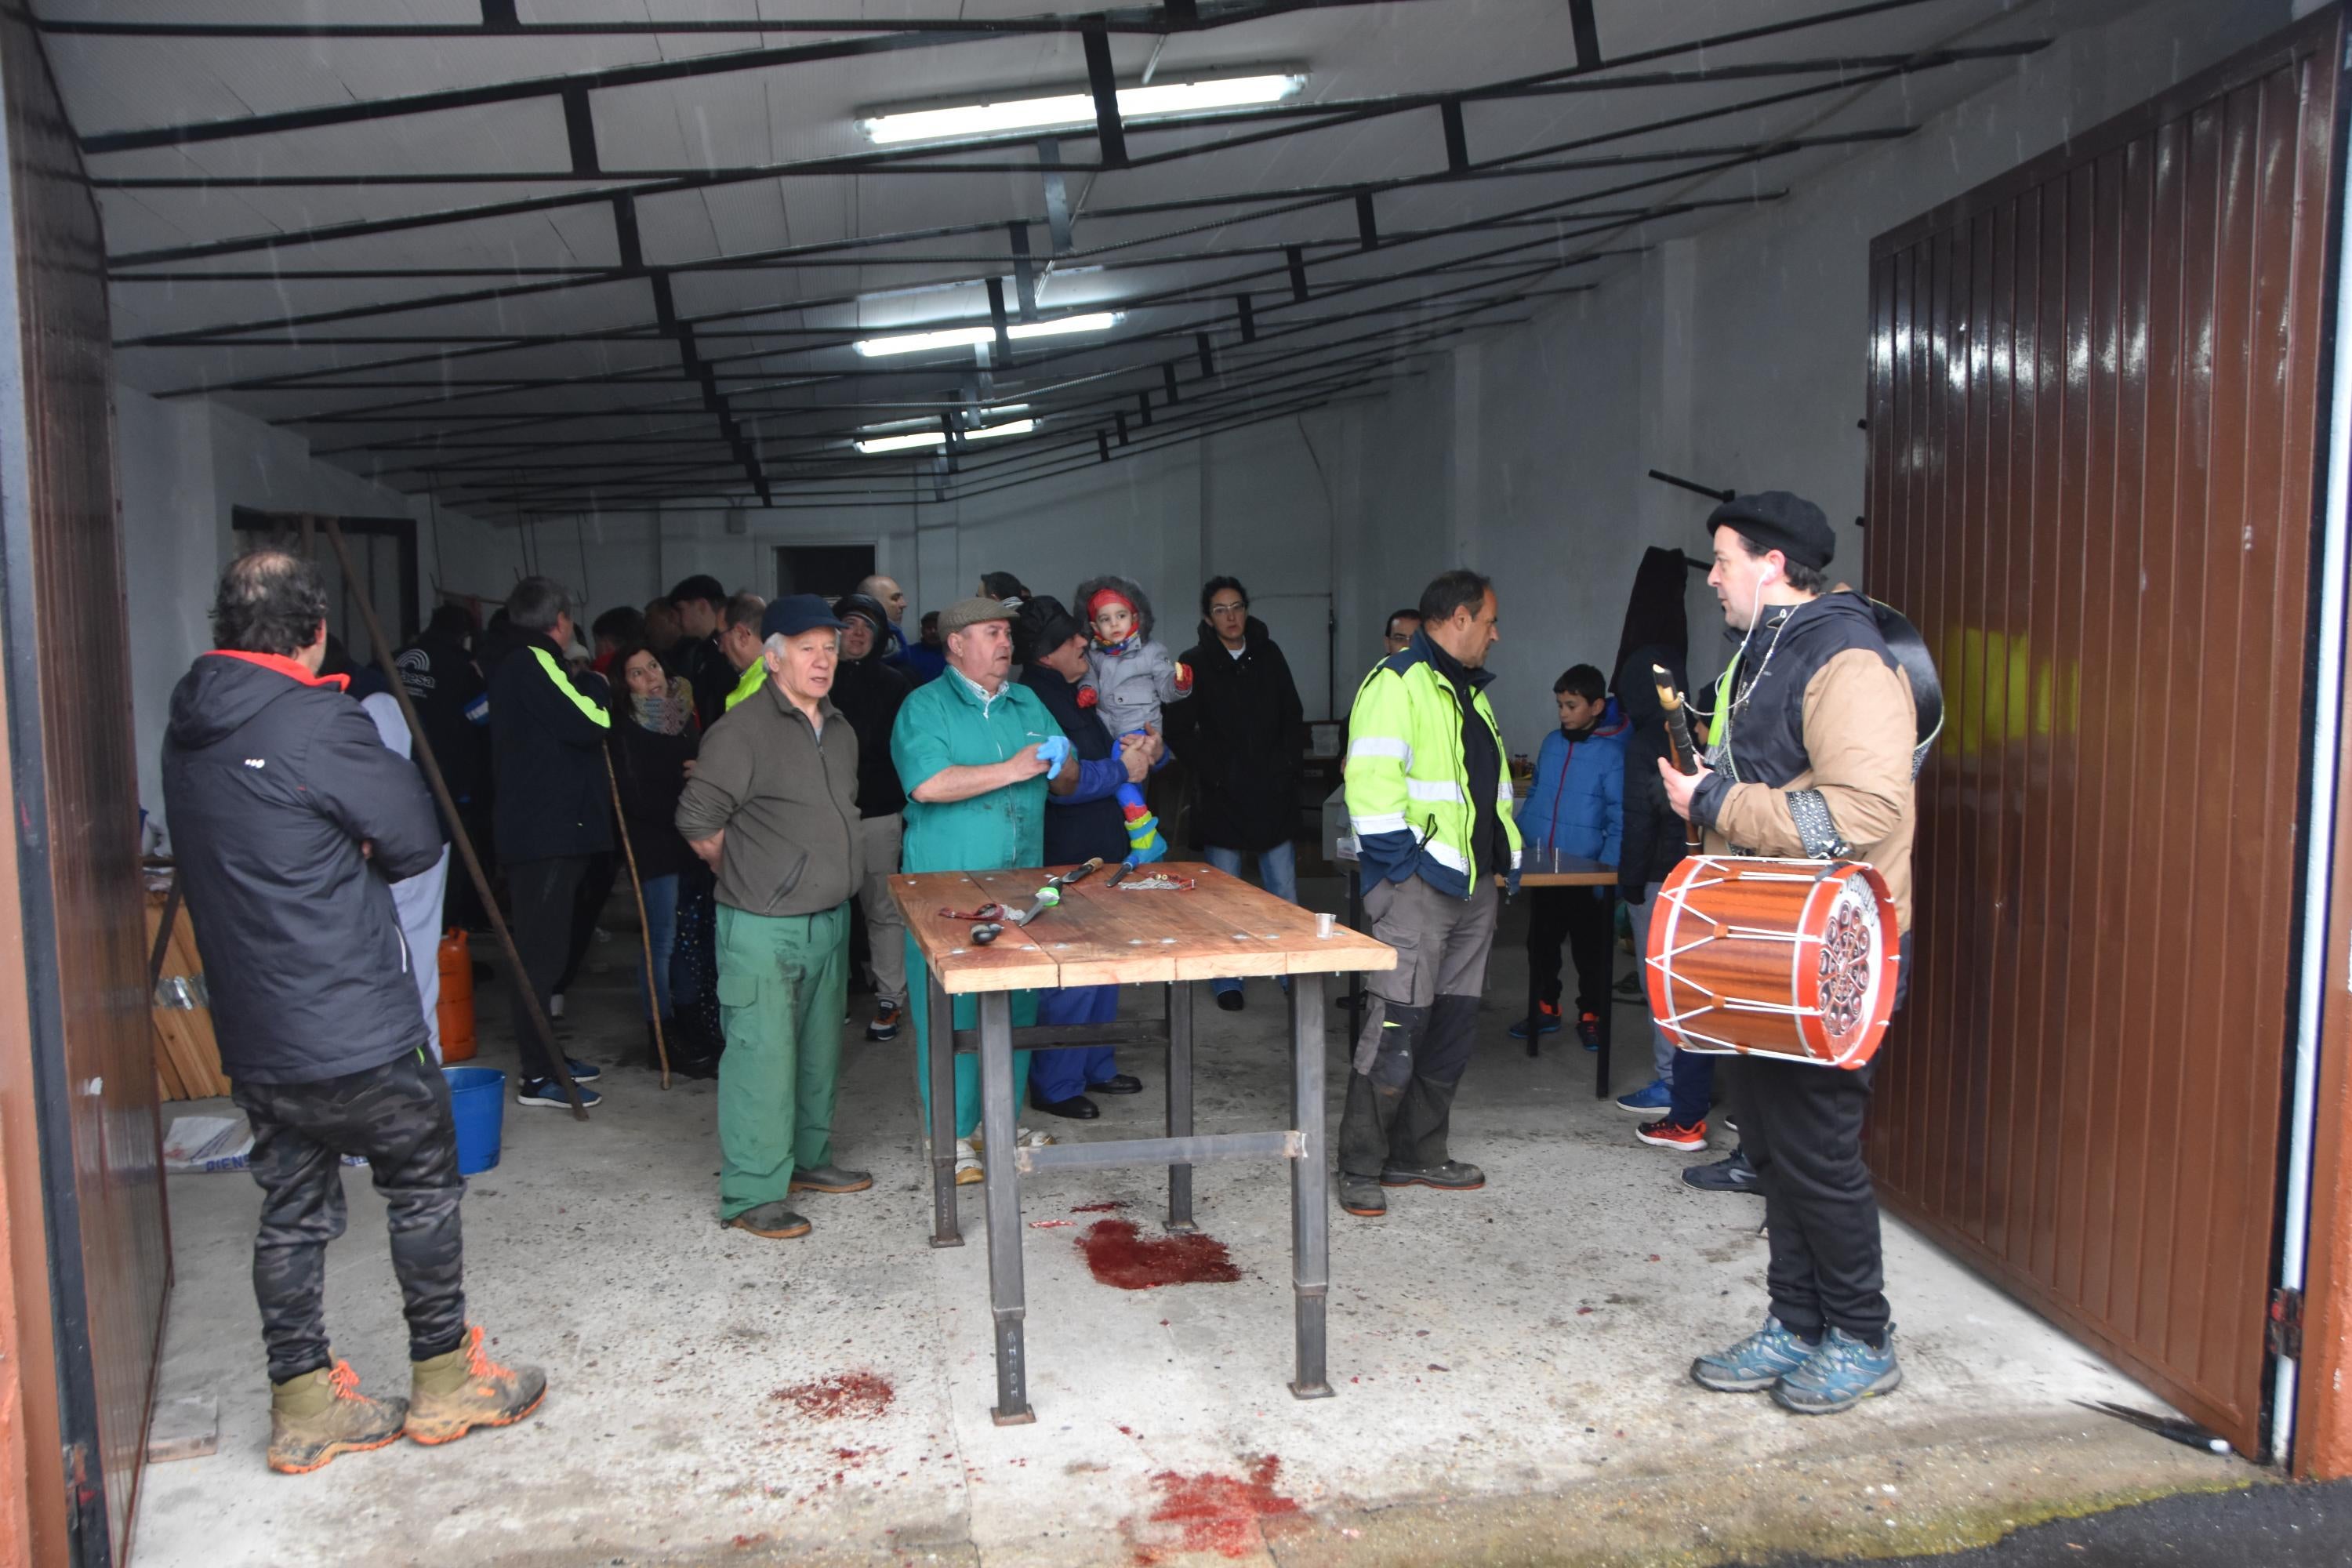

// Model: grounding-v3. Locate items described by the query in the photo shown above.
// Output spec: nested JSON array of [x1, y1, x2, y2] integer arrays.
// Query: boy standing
[[1508, 665, 1627, 1050]]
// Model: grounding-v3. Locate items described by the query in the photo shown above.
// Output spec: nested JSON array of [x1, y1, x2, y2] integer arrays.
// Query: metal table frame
[[922, 967, 1335, 1426]]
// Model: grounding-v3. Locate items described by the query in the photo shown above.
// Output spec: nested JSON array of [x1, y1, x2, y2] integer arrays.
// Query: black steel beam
[[1569, 0, 1602, 71], [1083, 21, 1129, 168]]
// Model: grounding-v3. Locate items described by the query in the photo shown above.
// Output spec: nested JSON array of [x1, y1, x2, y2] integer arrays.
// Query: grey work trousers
[[1336, 874, 1500, 1177]]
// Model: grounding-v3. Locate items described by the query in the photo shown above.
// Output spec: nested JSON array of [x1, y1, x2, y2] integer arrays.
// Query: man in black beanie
[[1657, 491, 1919, 1417]]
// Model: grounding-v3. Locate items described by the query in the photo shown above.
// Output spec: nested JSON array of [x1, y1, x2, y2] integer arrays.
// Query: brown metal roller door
[[0, 10, 171, 1562], [1864, 9, 2341, 1457]]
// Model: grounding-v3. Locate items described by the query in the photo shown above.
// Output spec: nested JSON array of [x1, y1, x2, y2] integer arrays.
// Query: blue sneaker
[[1773, 1327, 1902, 1414], [1507, 1001, 1563, 1040], [517, 1077, 602, 1109], [1690, 1316, 1816, 1393], [564, 1056, 602, 1083], [1614, 1078, 1671, 1114]]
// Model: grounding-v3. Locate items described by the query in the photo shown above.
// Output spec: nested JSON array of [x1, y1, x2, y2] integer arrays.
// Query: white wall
[[122, 387, 490, 835]]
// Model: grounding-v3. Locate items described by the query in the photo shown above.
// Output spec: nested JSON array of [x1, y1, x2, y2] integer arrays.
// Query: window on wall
[[230, 510, 420, 655], [775, 543, 877, 601]]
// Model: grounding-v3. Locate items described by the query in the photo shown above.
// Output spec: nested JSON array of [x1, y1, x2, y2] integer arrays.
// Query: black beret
[[1705, 490, 1836, 571]]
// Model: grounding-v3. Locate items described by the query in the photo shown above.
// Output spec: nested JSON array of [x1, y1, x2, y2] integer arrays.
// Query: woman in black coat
[[606, 643, 704, 1071], [1167, 576, 1305, 1012]]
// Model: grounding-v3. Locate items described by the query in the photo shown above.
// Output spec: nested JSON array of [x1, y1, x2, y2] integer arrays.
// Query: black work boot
[[1338, 1172, 1387, 1217]]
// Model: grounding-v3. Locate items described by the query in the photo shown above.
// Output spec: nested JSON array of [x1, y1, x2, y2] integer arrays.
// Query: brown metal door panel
[[1864, 13, 2341, 1454], [0, 12, 172, 1562]]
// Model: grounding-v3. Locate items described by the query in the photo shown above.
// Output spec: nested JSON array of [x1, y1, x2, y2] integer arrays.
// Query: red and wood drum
[[1643, 855, 1900, 1069]]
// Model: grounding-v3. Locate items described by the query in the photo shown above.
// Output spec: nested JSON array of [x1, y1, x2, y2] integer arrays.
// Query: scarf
[[631, 681, 694, 737]]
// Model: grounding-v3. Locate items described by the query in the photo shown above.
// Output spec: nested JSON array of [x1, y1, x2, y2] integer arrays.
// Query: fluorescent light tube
[[860, 74, 1305, 146], [852, 313, 1119, 358], [854, 418, 1037, 455]]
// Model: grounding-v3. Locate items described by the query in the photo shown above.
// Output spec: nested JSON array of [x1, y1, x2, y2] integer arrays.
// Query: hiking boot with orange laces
[[405, 1326, 546, 1446], [267, 1359, 408, 1475]]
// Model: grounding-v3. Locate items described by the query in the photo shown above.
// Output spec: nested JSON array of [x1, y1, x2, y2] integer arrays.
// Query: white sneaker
[[549, 993, 566, 1020], [969, 1126, 1054, 1152], [954, 1138, 982, 1186]]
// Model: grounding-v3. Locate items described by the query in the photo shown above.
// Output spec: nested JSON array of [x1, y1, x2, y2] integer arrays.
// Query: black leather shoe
[[1380, 1159, 1486, 1190], [1214, 989, 1245, 1012], [1682, 1147, 1761, 1192], [1029, 1090, 1100, 1120], [1087, 1073, 1144, 1095]]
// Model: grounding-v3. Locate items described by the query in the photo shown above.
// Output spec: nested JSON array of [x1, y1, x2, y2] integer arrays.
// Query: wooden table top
[[1510, 850, 1617, 887], [890, 862, 1397, 995]]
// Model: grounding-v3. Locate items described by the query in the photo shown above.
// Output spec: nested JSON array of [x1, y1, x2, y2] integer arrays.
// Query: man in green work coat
[[891, 596, 1079, 1182]]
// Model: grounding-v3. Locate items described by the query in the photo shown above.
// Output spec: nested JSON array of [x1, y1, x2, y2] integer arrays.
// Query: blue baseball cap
[[761, 593, 847, 640]]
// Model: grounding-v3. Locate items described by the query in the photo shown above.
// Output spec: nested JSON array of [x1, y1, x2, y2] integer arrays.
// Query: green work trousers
[[716, 902, 850, 1220], [906, 938, 1035, 1142]]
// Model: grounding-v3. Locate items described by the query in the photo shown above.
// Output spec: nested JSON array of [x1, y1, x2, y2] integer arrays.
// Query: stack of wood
[[147, 886, 230, 1101]]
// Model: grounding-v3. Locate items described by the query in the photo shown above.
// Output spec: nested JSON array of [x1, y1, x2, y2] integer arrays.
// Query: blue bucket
[[443, 1066, 506, 1176]]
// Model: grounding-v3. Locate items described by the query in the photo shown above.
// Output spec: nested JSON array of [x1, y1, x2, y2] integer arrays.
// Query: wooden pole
[[603, 749, 671, 1088], [317, 517, 588, 1120]]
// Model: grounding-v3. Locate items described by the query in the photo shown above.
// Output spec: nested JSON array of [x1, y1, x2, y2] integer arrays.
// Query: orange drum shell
[[1642, 856, 1898, 1069]]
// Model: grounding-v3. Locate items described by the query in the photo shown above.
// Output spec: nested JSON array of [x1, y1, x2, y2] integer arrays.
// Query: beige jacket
[[1704, 648, 1916, 931]]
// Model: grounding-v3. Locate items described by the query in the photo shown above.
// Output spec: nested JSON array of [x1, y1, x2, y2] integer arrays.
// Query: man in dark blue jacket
[[163, 550, 545, 1475], [485, 576, 612, 1108]]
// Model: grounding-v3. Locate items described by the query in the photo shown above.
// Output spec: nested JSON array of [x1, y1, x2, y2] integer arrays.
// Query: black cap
[[1014, 594, 1083, 666], [760, 593, 846, 640], [1705, 491, 1835, 571]]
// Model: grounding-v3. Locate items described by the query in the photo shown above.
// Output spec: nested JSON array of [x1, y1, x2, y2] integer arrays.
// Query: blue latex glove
[[1033, 734, 1073, 779]]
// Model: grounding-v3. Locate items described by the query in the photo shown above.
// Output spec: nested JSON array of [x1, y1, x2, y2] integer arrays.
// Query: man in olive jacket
[[677, 595, 869, 1240]]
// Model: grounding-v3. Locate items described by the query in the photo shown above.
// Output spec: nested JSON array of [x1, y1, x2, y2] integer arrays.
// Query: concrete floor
[[129, 880, 2252, 1567]]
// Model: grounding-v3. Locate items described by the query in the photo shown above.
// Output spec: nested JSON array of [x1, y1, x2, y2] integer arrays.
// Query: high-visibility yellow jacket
[[1343, 637, 1521, 898]]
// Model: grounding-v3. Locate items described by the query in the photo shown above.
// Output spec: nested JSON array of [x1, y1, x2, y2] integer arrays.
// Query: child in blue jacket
[[1509, 664, 1628, 1049]]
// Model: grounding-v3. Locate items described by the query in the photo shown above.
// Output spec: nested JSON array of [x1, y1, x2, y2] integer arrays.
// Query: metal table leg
[[1166, 980, 1196, 1233], [977, 991, 1033, 1425], [927, 971, 961, 1247], [1345, 869, 1364, 1041], [1594, 887, 1616, 1099], [1289, 971, 1334, 1399], [1525, 907, 1544, 1060]]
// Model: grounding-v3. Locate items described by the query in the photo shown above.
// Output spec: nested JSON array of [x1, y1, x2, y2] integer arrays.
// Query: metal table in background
[[1513, 850, 1619, 1098], [890, 862, 1396, 1426]]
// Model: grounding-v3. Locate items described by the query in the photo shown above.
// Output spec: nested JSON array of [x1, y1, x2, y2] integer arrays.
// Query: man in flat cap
[[891, 597, 1080, 1182], [677, 594, 870, 1241], [1656, 491, 1918, 1416]]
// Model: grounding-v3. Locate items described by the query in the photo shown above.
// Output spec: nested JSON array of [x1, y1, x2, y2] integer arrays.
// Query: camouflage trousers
[[230, 1049, 468, 1383]]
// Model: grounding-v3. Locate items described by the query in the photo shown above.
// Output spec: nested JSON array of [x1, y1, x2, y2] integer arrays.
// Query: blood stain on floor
[[770, 1371, 895, 1420], [1129, 1456, 1301, 1563], [1076, 1218, 1242, 1289]]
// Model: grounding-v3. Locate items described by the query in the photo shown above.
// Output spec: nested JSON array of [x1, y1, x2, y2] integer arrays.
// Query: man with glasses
[[1382, 608, 1422, 655], [1167, 578, 1307, 1014]]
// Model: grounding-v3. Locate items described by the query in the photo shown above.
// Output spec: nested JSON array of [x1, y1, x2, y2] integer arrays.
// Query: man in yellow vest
[[720, 591, 770, 715], [1336, 569, 1520, 1219]]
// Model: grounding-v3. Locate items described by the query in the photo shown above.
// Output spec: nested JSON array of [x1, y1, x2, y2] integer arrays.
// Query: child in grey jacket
[[1076, 574, 1192, 863]]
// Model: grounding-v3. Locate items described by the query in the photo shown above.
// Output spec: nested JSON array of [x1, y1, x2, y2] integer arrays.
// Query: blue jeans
[[1204, 841, 1298, 996], [1668, 1048, 1716, 1127], [637, 873, 681, 1022]]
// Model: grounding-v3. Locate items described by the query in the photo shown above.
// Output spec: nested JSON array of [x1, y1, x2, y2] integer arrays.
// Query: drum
[[1644, 855, 1900, 1069]]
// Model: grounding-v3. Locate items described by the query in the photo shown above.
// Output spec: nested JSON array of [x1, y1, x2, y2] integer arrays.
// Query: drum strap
[[1786, 788, 1853, 860]]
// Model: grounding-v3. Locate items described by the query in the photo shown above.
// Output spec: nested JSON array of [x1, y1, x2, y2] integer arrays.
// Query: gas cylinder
[[437, 929, 476, 1062]]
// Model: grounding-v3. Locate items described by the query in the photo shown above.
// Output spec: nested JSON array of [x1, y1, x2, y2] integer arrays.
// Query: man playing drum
[[1657, 492, 1918, 1415]]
